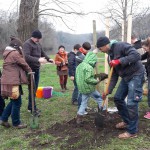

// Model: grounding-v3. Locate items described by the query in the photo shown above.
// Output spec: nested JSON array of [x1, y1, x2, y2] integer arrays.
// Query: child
[[75, 51, 107, 125], [76, 42, 91, 109], [68, 44, 81, 105], [141, 37, 150, 119]]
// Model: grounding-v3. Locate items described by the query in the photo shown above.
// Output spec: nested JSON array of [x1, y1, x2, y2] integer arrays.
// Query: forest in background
[[0, 9, 150, 54]]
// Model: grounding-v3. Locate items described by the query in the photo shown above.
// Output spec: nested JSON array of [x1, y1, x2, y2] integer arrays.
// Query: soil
[[25, 109, 150, 150]]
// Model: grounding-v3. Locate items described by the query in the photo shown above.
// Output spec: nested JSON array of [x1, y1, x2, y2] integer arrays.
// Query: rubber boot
[[60, 84, 65, 92], [76, 114, 83, 126]]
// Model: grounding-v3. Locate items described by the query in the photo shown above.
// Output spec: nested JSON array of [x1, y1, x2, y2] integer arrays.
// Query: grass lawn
[[0, 54, 150, 150]]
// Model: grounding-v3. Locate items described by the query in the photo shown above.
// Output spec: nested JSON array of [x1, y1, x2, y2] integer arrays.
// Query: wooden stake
[[127, 14, 132, 44]]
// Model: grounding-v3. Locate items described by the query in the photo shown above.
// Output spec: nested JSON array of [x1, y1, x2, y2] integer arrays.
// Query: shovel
[[29, 72, 39, 129], [94, 67, 114, 128]]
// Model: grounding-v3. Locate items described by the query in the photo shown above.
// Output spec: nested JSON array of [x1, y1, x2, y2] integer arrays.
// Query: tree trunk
[[123, 0, 128, 42], [17, 0, 40, 42]]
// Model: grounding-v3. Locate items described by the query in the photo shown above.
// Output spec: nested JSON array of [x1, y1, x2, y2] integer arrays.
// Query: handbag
[[10, 85, 19, 99]]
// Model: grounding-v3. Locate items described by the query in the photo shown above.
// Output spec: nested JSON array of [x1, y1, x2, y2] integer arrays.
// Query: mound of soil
[[25, 110, 150, 150]]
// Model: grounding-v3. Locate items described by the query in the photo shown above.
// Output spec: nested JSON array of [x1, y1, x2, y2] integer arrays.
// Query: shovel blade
[[30, 115, 39, 129], [94, 112, 105, 128]]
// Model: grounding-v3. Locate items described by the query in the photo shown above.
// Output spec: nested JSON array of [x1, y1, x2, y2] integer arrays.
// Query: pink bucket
[[43, 86, 53, 99]]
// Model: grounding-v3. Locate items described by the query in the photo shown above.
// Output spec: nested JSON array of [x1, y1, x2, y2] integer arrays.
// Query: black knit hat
[[31, 30, 42, 39], [96, 36, 110, 48]]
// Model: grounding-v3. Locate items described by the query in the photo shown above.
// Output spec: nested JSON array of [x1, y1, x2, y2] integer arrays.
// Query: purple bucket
[[43, 86, 53, 99]]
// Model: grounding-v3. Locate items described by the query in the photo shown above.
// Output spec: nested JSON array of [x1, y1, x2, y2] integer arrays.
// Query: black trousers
[[0, 95, 5, 116]]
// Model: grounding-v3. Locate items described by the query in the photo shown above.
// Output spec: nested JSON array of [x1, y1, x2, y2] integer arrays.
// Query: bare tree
[[18, 0, 40, 42], [103, 0, 137, 41], [18, 0, 83, 42]]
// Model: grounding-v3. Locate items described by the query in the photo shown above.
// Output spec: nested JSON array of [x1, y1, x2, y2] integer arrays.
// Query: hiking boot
[[76, 114, 83, 126], [13, 123, 27, 129], [0, 121, 11, 128], [72, 101, 78, 105], [84, 111, 88, 115]]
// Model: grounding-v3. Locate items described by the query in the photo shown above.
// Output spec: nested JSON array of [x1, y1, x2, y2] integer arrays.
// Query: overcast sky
[[0, 0, 150, 34]]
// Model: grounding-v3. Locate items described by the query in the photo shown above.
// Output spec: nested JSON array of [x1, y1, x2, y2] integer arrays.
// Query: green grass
[[0, 54, 150, 150]]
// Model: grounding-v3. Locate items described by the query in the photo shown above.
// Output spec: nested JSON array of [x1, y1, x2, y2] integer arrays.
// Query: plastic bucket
[[43, 86, 53, 99], [36, 87, 43, 98]]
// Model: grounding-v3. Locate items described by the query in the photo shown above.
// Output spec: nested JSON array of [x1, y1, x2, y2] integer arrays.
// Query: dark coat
[[141, 52, 150, 75], [108, 42, 144, 93], [23, 39, 50, 70], [68, 51, 76, 76], [75, 51, 85, 66]]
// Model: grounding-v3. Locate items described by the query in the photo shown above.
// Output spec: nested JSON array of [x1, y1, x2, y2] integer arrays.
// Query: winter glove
[[94, 73, 108, 82], [109, 59, 120, 67]]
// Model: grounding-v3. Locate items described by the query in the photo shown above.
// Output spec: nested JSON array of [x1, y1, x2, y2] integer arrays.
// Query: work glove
[[109, 59, 120, 67], [95, 73, 108, 82]]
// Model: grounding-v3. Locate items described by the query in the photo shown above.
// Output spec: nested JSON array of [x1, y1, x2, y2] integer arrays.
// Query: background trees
[[0, 0, 150, 54]]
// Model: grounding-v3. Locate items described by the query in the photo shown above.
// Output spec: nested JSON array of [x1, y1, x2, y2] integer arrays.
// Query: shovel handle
[[101, 67, 114, 109], [30, 72, 35, 115]]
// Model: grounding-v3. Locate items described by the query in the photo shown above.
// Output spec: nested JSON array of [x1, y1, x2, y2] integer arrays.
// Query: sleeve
[[119, 45, 141, 66], [55, 54, 62, 66], [141, 52, 148, 60], [68, 53, 75, 76], [108, 69, 119, 94], [84, 68, 99, 85], [14, 51, 32, 72], [23, 42, 39, 63]]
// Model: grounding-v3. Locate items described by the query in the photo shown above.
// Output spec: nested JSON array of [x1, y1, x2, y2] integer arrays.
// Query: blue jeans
[[1, 95, 22, 126], [72, 79, 79, 102], [77, 90, 103, 115], [28, 69, 39, 111], [114, 74, 144, 134]]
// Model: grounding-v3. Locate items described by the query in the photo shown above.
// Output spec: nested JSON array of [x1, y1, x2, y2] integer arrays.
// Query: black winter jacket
[[108, 42, 144, 93], [68, 51, 76, 76]]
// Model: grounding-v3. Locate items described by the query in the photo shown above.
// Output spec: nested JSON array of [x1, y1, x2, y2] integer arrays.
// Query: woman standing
[[141, 37, 150, 119], [0, 38, 32, 129], [55, 45, 68, 92]]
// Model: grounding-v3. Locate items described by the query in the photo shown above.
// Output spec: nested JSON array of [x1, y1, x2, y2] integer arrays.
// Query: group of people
[[0, 30, 54, 129], [0, 30, 149, 139], [67, 35, 150, 139]]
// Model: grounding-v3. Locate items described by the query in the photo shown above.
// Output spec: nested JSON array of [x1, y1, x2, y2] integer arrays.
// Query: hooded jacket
[[76, 52, 98, 94], [1, 46, 32, 97]]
